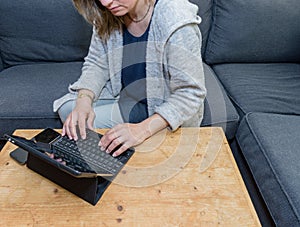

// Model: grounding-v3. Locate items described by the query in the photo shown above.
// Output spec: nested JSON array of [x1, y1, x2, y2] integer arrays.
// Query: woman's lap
[[58, 99, 124, 128]]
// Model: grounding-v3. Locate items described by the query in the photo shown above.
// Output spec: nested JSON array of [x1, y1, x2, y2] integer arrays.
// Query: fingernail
[[100, 146, 105, 151], [112, 153, 117, 157]]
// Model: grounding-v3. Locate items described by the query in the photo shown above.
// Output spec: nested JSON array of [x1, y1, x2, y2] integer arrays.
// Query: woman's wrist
[[140, 114, 169, 139], [77, 89, 95, 105], [77, 93, 94, 103]]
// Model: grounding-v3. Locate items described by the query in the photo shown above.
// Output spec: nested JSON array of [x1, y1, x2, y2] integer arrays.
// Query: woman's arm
[[69, 26, 109, 101], [62, 26, 109, 140], [99, 113, 168, 156], [155, 25, 206, 130], [99, 25, 206, 156]]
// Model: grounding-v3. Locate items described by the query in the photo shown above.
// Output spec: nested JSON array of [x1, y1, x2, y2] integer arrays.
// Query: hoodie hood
[[150, 0, 201, 43]]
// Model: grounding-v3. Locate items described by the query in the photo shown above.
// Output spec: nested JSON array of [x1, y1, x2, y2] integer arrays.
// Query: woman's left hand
[[99, 114, 169, 157], [99, 123, 149, 157]]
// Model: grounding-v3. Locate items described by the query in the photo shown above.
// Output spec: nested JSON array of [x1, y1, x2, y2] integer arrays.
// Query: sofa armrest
[[201, 63, 239, 139]]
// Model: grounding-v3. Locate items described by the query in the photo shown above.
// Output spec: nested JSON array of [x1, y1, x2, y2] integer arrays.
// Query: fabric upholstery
[[189, 0, 213, 55], [212, 63, 300, 118], [0, 55, 3, 71], [229, 139, 275, 226], [0, 0, 92, 67], [201, 63, 239, 139], [236, 112, 300, 226], [204, 0, 300, 64], [0, 62, 82, 136]]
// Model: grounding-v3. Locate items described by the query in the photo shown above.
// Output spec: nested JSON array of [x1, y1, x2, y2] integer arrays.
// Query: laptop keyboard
[[51, 130, 134, 176]]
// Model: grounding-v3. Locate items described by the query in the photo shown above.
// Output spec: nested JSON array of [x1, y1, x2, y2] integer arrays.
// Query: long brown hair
[[72, 0, 124, 40]]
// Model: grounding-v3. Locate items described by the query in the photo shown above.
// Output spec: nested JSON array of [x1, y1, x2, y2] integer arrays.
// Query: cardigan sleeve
[[154, 24, 206, 130], [69, 26, 109, 100]]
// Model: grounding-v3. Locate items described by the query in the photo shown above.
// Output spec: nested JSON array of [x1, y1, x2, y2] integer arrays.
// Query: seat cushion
[[0, 0, 92, 67], [212, 63, 300, 118], [236, 112, 300, 226], [201, 63, 239, 139], [0, 62, 82, 135], [204, 0, 300, 64]]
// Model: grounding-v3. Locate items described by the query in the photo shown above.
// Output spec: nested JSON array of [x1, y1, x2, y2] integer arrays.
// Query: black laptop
[[3, 128, 134, 178]]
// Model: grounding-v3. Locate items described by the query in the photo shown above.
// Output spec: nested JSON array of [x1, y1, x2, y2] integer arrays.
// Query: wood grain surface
[[0, 127, 261, 226]]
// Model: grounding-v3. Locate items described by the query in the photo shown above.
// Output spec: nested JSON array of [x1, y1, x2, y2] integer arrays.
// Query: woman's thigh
[[93, 100, 124, 128], [58, 99, 124, 128]]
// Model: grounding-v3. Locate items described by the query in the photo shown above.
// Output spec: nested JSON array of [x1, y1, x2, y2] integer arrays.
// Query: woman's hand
[[99, 123, 149, 157], [99, 114, 169, 156], [62, 90, 95, 140]]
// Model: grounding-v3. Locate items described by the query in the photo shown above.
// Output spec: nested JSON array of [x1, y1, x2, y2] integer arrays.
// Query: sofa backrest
[[0, 55, 3, 72], [0, 0, 92, 68], [204, 0, 300, 64], [189, 0, 213, 56]]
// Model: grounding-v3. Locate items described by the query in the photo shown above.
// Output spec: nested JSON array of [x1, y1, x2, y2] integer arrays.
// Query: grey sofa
[[0, 0, 239, 146], [1, 0, 299, 226], [195, 0, 300, 226]]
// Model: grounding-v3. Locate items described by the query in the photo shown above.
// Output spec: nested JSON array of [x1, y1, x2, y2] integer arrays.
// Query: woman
[[53, 0, 206, 157]]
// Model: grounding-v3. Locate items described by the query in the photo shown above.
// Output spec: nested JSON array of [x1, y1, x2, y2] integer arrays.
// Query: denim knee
[[57, 100, 76, 123]]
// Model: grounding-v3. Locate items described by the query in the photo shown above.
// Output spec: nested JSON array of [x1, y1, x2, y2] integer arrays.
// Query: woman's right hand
[[62, 91, 95, 141]]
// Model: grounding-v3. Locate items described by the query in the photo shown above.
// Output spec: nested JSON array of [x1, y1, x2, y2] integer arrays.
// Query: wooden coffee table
[[0, 127, 260, 226]]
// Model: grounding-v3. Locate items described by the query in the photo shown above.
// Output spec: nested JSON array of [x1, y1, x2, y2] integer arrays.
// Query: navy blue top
[[118, 24, 150, 123]]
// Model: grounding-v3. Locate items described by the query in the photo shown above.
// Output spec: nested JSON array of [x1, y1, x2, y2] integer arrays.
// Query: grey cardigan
[[53, 0, 206, 130]]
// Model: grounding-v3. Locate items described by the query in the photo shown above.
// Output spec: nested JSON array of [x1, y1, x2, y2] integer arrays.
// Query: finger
[[68, 111, 80, 140], [112, 143, 129, 157], [98, 140, 105, 151], [62, 124, 66, 136], [64, 117, 72, 139], [45, 152, 54, 159], [100, 128, 119, 150], [106, 137, 123, 154], [69, 121, 78, 141], [78, 118, 86, 140], [86, 112, 95, 131]]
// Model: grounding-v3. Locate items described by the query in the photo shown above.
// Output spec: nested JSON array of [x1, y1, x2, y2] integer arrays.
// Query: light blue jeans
[[57, 99, 124, 128]]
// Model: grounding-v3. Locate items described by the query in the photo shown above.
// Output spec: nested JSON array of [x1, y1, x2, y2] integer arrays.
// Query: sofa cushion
[[0, 62, 82, 135], [0, 0, 92, 68], [212, 63, 300, 118], [201, 63, 239, 139], [204, 0, 300, 64], [236, 112, 300, 226], [0, 55, 3, 72], [189, 0, 213, 55]]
